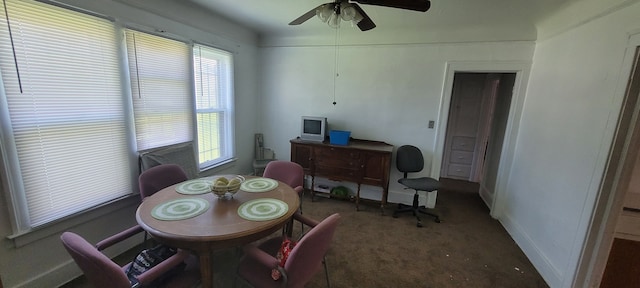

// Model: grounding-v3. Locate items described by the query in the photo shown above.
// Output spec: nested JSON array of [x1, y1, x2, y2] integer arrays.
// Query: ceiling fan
[[289, 0, 431, 31]]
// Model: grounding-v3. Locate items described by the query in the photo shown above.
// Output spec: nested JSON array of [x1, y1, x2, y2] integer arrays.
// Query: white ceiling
[[183, 0, 578, 38]]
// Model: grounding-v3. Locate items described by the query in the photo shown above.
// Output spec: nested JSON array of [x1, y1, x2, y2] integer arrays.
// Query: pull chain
[[332, 28, 340, 105]]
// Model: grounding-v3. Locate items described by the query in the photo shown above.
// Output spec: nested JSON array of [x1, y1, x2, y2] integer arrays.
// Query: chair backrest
[[396, 145, 424, 177], [139, 164, 188, 199], [263, 160, 304, 191], [60, 232, 131, 288], [285, 213, 341, 288]]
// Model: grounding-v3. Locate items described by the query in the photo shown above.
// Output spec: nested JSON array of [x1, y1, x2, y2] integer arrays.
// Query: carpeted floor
[[62, 180, 549, 288], [296, 183, 549, 288]]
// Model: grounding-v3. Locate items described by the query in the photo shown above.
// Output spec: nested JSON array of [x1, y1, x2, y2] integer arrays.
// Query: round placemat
[[241, 178, 279, 193], [152, 198, 210, 221], [175, 179, 212, 195], [237, 198, 289, 221]]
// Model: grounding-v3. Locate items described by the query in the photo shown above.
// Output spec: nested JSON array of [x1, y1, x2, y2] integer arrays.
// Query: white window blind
[[126, 30, 193, 151], [0, 0, 132, 229], [193, 44, 234, 168]]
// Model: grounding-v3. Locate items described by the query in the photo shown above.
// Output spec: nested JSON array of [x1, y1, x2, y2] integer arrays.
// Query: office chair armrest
[[293, 212, 319, 228], [242, 244, 280, 269], [95, 225, 145, 251], [135, 249, 190, 286]]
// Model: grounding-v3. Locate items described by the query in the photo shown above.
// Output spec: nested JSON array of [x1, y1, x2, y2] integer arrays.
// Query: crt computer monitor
[[300, 116, 327, 142]]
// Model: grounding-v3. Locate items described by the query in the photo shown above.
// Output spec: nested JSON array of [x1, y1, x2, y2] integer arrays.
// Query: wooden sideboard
[[290, 138, 393, 212]]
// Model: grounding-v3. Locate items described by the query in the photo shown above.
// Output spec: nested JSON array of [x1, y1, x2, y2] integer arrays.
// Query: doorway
[[440, 72, 516, 208], [576, 44, 640, 287]]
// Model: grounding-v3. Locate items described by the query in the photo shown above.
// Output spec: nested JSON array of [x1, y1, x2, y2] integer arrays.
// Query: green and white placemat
[[240, 178, 278, 193], [151, 198, 209, 221], [175, 179, 212, 195], [237, 198, 288, 221]]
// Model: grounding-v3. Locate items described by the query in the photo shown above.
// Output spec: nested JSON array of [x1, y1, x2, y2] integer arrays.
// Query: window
[[193, 45, 234, 168], [126, 30, 194, 151], [0, 0, 235, 233], [0, 0, 131, 230]]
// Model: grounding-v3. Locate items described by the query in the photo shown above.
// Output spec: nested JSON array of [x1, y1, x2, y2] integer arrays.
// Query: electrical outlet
[[428, 120, 435, 129]]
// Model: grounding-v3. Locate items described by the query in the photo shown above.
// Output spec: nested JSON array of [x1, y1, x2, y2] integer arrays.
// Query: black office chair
[[393, 145, 441, 227]]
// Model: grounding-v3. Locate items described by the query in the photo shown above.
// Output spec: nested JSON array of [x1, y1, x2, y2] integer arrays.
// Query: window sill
[[199, 157, 237, 176], [6, 194, 140, 248]]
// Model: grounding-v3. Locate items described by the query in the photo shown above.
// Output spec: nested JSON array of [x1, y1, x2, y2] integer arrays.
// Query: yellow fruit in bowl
[[215, 177, 229, 185], [228, 178, 241, 186]]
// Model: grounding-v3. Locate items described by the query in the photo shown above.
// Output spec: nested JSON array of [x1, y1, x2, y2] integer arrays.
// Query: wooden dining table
[[135, 175, 300, 288]]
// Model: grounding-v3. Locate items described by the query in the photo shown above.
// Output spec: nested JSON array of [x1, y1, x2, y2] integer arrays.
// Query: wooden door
[[441, 73, 499, 182], [290, 142, 313, 173], [472, 74, 500, 182]]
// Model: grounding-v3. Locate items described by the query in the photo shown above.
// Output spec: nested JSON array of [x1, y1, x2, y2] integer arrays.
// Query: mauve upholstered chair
[[60, 230, 200, 288], [138, 163, 189, 242], [138, 164, 188, 200], [236, 213, 341, 288], [263, 160, 304, 204]]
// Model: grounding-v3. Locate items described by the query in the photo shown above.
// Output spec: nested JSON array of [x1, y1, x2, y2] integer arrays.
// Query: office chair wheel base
[[392, 213, 399, 218], [434, 218, 441, 223], [417, 221, 423, 228]]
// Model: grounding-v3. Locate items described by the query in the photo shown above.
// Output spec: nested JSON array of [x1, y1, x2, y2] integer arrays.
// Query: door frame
[[431, 61, 531, 217], [573, 33, 640, 287]]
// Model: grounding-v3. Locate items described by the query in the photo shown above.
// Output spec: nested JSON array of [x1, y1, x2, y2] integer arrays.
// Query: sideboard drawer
[[315, 165, 359, 179], [314, 148, 360, 169], [315, 146, 360, 158]]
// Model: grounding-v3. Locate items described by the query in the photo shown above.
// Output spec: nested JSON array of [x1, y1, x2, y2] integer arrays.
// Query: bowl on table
[[211, 175, 245, 198]]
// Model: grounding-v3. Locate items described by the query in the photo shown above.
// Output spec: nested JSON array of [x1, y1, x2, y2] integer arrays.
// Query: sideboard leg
[[355, 183, 361, 211], [311, 176, 316, 202]]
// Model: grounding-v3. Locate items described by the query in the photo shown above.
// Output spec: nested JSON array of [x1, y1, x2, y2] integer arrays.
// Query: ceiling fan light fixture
[[340, 4, 356, 21], [328, 11, 341, 28], [316, 4, 332, 23], [351, 10, 364, 24]]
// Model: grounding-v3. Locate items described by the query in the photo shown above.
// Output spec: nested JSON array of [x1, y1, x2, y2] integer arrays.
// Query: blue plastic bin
[[330, 130, 351, 145]]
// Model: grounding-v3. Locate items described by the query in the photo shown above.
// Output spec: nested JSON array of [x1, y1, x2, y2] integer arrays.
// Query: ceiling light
[[316, 4, 332, 23], [340, 4, 356, 21], [315, 2, 363, 29], [328, 11, 341, 28]]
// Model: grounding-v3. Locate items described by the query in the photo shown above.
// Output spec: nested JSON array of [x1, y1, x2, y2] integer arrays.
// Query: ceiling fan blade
[[289, 4, 324, 25], [352, 0, 431, 12], [352, 4, 376, 31]]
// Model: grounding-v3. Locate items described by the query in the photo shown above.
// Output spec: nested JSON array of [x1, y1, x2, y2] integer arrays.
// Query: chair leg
[[323, 256, 331, 288], [393, 191, 440, 227], [418, 207, 440, 223]]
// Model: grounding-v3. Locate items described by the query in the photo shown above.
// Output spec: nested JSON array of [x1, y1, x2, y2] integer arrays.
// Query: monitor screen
[[300, 116, 327, 142], [303, 119, 322, 134]]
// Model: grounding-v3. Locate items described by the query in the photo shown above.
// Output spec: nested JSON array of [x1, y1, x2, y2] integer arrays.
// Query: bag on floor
[[125, 244, 185, 287]]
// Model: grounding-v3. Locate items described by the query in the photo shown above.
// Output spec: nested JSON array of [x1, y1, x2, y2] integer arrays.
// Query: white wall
[[2, 0, 638, 287], [0, 1, 260, 287], [258, 41, 534, 204], [259, 3, 640, 288], [498, 2, 640, 287]]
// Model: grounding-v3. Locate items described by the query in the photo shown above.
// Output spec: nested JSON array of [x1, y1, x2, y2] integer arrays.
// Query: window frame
[[193, 44, 235, 169], [0, 0, 135, 233], [0, 0, 236, 239]]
